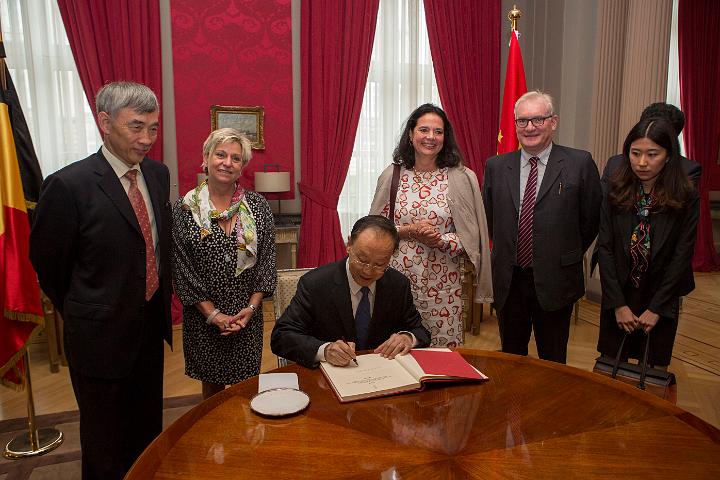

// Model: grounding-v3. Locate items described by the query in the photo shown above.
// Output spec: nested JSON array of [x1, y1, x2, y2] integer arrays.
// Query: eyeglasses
[[514, 116, 553, 128], [349, 254, 390, 272]]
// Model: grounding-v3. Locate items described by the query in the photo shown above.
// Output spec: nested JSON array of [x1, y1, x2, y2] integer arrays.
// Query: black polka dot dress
[[172, 191, 276, 385]]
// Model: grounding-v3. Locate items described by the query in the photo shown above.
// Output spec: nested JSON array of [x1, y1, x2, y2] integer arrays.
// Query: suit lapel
[[331, 260, 356, 340], [618, 211, 634, 258], [536, 145, 563, 204], [140, 159, 164, 236], [650, 211, 672, 260], [503, 152, 521, 212], [93, 152, 141, 235]]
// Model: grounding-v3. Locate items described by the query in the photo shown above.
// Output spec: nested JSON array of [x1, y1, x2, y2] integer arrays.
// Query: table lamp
[[254, 165, 290, 215]]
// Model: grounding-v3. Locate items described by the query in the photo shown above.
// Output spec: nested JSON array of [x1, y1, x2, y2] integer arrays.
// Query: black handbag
[[593, 331, 677, 402]]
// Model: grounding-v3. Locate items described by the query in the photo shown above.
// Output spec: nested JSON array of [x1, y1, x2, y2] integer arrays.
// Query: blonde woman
[[172, 128, 276, 399]]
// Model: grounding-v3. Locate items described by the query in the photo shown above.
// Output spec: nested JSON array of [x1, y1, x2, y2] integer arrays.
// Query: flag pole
[[0, 16, 63, 459], [497, 4, 528, 155], [3, 351, 64, 458], [0, 17, 7, 91]]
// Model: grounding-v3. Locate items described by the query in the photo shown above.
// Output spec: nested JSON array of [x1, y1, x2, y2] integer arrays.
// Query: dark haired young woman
[[369, 104, 492, 347], [597, 117, 699, 367]]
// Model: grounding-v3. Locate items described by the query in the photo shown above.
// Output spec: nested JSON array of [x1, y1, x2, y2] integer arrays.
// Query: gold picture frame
[[210, 105, 265, 150]]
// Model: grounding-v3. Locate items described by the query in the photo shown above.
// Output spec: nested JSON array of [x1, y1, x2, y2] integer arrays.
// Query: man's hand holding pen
[[324, 333, 413, 367], [324, 340, 357, 367]]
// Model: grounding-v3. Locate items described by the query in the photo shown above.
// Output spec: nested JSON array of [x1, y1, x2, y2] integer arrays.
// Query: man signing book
[[271, 215, 430, 368]]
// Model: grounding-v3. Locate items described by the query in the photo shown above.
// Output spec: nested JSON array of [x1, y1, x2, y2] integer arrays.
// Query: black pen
[[341, 337, 359, 366]]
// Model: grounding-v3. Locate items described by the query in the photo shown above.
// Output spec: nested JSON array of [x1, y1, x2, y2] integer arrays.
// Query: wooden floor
[[2, 273, 718, 429]]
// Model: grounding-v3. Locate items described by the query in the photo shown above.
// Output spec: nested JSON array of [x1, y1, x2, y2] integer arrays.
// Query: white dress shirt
[[102, 145, 159, 252], [518, 143, 553, 209]]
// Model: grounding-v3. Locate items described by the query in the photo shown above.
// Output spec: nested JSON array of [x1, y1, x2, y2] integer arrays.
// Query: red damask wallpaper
[[170, 0, 294, 198]]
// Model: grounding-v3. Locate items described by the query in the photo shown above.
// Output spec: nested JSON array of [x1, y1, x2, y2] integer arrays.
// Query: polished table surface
[[126, 349, 720, 479]]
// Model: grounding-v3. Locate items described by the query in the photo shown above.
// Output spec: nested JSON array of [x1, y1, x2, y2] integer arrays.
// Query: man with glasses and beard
[[271, 215, 430, 368]]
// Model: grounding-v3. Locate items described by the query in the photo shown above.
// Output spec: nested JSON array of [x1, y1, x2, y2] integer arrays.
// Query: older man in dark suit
[[271, 215, 430, 368], [30, 82, 172, 480], [482, 90, 602, 364]]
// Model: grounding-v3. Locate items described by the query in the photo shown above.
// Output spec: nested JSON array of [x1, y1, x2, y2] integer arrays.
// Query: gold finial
[[508, 5, 522, 32]]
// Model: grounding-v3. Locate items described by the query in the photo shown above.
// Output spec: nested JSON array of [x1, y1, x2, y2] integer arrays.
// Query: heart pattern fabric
[[381, 167, 464, 347]]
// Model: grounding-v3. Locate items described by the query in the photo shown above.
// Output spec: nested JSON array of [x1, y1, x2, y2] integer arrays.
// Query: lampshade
[[254, 171, 290, 193]]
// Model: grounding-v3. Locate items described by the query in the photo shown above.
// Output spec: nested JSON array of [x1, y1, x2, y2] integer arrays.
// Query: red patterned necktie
[[516, 156, 538, 268], [125, 170, 159, 300]]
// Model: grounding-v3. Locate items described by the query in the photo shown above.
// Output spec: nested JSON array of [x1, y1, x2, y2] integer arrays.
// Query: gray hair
[[515, 90, 556, 116], [95, 82, 159, 118], [202, 128, 253, 166]]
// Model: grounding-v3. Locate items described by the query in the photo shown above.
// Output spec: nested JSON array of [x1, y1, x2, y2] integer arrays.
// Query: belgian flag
[[0, 61, 44, 390]]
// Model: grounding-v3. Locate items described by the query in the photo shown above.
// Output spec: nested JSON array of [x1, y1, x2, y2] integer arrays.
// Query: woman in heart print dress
[[370, 104, 493, 346]]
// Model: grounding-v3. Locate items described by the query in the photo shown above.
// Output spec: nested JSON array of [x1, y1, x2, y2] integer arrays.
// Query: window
[[666, 0, 685, 155], [1, 0, 101, 177], [337, 0, 441, 237]]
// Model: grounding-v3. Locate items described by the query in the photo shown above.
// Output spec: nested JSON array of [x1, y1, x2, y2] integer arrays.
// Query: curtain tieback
[[298, 182, 339, 209]]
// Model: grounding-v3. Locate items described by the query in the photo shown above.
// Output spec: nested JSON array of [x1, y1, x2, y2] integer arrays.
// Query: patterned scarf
[[182, 181, 257, 276], [629, 185, 655, 288]]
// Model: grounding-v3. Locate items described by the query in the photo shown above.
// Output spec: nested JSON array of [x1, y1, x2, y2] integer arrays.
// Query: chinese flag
[[0, 98, 43, 390], [497, 30, 527, 154]]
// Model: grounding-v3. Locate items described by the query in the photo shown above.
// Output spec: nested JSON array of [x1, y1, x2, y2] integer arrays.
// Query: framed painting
[[210, 105, 265, 149]]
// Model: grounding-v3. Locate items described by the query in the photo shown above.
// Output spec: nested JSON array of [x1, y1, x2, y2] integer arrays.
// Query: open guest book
[[320, 348, 489, 403]]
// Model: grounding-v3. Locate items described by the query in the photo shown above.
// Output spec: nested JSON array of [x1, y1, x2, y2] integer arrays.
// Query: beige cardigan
[[369, 164, 493, 303]]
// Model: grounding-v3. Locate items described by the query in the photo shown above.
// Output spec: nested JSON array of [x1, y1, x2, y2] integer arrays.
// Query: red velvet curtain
[[678, 0, 720, 271], [56, 0, 163, 162], [423, 0, 500, 182], [297, 0, 379, 267]]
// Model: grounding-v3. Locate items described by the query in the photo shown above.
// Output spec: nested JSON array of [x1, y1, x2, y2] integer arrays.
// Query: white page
[[321, 353, 419, 399], [258, 373, 299, 392]]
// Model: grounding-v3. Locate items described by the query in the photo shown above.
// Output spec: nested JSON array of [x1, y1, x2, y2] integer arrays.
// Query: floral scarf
[[629, 185, 655, 288], [182, 181, 257, 276]]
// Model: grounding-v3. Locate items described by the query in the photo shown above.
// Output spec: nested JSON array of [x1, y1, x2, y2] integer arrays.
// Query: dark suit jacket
[[482, 144, 602, 312], [270, 259, 430, 368], [597, 190, 699, 318], [30, 150, 173, 379]]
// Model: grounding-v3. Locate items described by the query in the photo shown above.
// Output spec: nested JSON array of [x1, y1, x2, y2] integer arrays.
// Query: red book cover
[[410, 350, 486, 380]]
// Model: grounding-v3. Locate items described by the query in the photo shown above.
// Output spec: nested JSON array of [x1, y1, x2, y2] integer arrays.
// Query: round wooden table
[[126, 349, 720, 479]]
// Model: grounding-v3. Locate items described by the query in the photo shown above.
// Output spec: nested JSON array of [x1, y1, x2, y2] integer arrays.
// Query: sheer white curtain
[[1, 0, 101, 177], [666, 0, 685, 155], [337, 0, 441, 238]]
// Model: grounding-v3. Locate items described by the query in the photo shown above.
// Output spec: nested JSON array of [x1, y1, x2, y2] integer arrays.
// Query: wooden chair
[[273, 268, 312, 367], [41, 291, 66, 373], [573, 249, 593, 324], [460, 253, 484, 337]]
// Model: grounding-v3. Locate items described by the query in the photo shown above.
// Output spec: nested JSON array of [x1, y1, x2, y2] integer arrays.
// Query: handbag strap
[[638, 331, 651, 390], [611, 333, 629, 379], [388, 163, 401, 221], [611, 329, 652, 390]]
